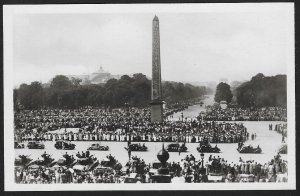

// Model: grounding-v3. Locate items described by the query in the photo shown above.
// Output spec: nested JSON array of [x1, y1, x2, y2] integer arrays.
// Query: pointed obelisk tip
[[153, 15, 159, 21]]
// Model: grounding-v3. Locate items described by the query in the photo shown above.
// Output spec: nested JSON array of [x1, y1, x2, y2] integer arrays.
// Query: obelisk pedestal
[[150, 100, 163, 123], [151, 15, 164, 123]]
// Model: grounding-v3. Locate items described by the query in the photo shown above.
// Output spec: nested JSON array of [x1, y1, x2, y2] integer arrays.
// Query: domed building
[[90, 66, 116, 84], [67, 66, 120, 84]]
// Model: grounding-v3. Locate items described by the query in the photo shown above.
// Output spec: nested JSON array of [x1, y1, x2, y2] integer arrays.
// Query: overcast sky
[[12, 8, 291, 86]]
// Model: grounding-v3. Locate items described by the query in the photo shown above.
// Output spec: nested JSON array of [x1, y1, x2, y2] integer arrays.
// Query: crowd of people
[[269, 123, 287, 143], [203, 107, 287, 121], [14, 102, 192, 133], [15, 152, 288, 184], [270, 123, 287, 137], [15, 112, 249, 144], [13, 99, 289, 184]]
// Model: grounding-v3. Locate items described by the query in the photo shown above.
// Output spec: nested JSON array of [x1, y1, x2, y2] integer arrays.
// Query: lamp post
[[200, 111, 205, 122], [126, 122, 132, 161], [200, 151, 205, 174], [181, 112, 184, 122]]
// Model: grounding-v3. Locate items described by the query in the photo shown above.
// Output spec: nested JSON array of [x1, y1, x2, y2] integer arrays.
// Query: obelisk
[[150, 15, 163, 123]]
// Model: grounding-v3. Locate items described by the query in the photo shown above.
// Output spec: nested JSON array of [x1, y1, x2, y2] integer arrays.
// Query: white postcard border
[[3, 3, 296, 191]]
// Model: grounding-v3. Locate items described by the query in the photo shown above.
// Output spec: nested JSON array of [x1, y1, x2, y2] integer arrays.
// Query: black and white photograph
[[3, 3, 295, 190]]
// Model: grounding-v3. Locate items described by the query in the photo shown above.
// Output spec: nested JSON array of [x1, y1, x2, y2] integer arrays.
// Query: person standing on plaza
[[128, 147, 131, 160], [282, 134, 285, 143]]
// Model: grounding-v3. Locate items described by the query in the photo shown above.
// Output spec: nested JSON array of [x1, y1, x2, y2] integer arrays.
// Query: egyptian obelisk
[[150, 15, 163, 123]]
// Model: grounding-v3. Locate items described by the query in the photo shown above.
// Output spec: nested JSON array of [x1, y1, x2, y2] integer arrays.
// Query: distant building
[[67, 74, 90, 81], [67, 66, 120, 84]]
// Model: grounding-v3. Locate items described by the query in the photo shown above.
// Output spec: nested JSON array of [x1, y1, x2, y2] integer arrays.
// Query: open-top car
[[14, 141, 25, 149], [237, 145, 262, 154], [124, 143, 147, 151], [166, 143, 187, 152], [52, 153, 77, 168], [278, 144, 287, 154], [88, 143, 109, 151], [73, 156, 99, 172], [25, 152, 55, 169], [27, 141, 45, 149], [100, 155, 122, 173], [54, 140, 76, 150], [197, 143, 220, 153], [15, 155, 32, 169], [197, 138, 221, 153]]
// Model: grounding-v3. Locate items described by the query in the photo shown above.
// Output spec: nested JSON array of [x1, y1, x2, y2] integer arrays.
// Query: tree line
[[235, 73, 287, 107], [214, 73, 287, 107], [14, 73, 207, 110]]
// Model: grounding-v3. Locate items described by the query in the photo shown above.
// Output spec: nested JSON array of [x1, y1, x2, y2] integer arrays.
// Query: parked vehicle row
[[15, 141, 263, 154]]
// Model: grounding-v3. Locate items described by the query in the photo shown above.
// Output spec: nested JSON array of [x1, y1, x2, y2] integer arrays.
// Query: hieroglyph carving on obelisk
[[152, 15, 162, 101], [150, 15, 164, 123]]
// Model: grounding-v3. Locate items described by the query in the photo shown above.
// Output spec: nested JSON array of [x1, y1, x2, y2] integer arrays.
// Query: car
[[237, 145, 262, 154], [197, 143, 221, 153], [73, 157, 99, 172], [14, 141, 25, 149], [54, 153, 77, 167], [27, 153, 55, 168], [124, 144, 147, 151], [88, 143, 109, 151], [278, 144, 287, 154], [27, 141, 45, 149], [15, 155, 32, 169], [54, 140, 76, 150], [166, 143, 187, 152]]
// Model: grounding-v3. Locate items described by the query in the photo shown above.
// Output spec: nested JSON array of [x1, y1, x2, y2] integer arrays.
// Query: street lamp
[[126, 122, 132, 161], [200, 151, 205, 174], [181, 112, 184, 122], [200, 111, 205, 122]]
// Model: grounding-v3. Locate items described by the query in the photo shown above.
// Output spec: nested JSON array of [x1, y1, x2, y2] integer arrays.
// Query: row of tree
[[235, 73, 287, 107], [14, 74, 207, 109], [214, 73, 287, 107]]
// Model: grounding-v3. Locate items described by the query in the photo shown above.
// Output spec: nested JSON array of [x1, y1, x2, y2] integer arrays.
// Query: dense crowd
[[273, 123, 287, 137], [269, 123, 287, 143], [13, 101, 288, 184], [14, 104, 190, 133], [203, 107, 287, 121], [14, 107, 249, 144], [15, 152, 288, 184]]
